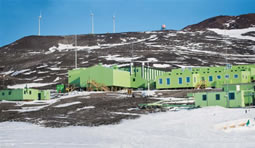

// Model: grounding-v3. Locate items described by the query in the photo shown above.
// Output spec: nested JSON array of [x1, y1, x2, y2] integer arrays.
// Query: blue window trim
[[178, 77, 182, 84], [217, 75, 221, 79], [159, 78, 163, 84], [234, 74, 238, 79], [186, 77, 190, 83], [166, 78, 170, 85], [209, 76, 213, 82]]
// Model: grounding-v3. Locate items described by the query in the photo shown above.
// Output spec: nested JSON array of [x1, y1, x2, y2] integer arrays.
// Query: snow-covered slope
[[1, 107, 255, 148], [208, 27, 255, 41]]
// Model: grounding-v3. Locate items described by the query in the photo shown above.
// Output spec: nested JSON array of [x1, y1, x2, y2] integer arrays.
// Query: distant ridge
[[183, 13, 255, 31]]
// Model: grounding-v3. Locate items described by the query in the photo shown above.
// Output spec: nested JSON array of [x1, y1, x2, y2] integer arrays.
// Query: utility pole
[[113, 15, 115, 33], [75, 35, 77, 69], [90, 12, 94, 34], [147, 62, 150, 92], [224, 25, 230, 108], [38, 11, 42, 36]]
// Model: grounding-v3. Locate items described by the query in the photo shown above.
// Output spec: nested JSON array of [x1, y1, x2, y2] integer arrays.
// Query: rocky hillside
[[0, 14, 255, 88], [184, 13, 255, 30]]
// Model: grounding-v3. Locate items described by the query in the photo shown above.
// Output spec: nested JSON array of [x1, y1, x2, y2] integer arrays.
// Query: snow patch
[[76, 106, 95, 111], [208, 27, 255, 41], [100, 55, 141, 62], [8, 83, 55, 89], [153, 64, 170, 68], [4, 105, 48, 113], [11, 69, 30, 76], [54, 101, 81, 108], [147, 58, 158, 62], [0, 70, 14, 75], [54, 77, 60, 82]]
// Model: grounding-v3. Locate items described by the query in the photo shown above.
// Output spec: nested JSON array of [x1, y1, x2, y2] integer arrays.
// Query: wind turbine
[[38, 11, 42, 36], [90, 12, 94, 34], [113, 15, 116, 33]]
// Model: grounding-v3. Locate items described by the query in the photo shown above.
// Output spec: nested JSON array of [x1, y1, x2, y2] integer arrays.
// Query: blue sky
[[0, 0, 254, 47]]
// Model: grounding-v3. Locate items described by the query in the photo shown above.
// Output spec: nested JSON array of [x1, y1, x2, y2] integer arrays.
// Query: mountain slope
[[0, 14, 255, 88], [184, 13, 255, 31]]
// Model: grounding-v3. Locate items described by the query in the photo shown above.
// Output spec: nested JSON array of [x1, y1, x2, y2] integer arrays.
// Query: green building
[[156, 68, 200, 89], [156, 64, 255, 89], [68, 64, 165, 90], [0, 88, 50, 101], [191, 83, 255, 108]]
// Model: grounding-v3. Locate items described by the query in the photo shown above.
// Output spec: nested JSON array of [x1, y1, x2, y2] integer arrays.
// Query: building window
[[8, 91, 11, 95], [194, 77, 196, 83], [186, 77, 190, 83], [202, 95, 207, 101], [137, 69, 139, 72], [217, 75, 221, 79], [159, 78, 162, 84], [133, 78, 136, 82], [178, 77, 182, 84], [216, 94, 220, 100], [225, 75, 229, 79], [24, 91, 26, 94], [234, 74, 238, 79], [201, 77, 205, 81], [229, 93, 235, 100], [166, 78, 170, 85], [209, 76, 213, 82], [29, 91, 32, 95], [2, 92, 4, 96]]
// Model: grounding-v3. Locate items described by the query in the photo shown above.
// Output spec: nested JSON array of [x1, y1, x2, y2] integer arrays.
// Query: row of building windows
[[159, 77, 194, 85], [158, 73, 248, 85], [178, 68, 246, 75], [202, 93, 235, 101], [192, 66, 245, 72], [1, 91, 33, 96], [158, 74, 241, 85], [2, 92, 12, 96], [24, 91, 32, 95], [202, 74, 239, 82]]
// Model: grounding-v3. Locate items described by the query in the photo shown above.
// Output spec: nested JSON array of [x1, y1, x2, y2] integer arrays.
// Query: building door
[[38, 93, 41, 100]]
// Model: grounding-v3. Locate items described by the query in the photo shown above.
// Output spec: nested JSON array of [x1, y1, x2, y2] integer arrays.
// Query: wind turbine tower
[[90, 12, 94, 34], [113, 15, 116, 33], [38, 12, 42, 36]]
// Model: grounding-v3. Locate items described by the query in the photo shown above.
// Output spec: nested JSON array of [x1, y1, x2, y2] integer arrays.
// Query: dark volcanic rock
[[183, 13, 255, 31]]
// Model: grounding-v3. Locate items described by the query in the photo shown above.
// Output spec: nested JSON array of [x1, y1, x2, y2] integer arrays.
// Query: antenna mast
[[224, 25, 230, 107], [90, 12, 94, 34], [38, 11, 42, 36], [75, 35, 78, 69], [113, 15, 115, 33]]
